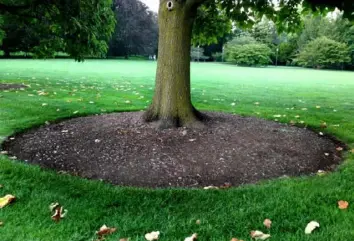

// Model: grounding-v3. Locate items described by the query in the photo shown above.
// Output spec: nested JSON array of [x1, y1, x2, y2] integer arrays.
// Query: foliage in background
[[0, 15, 4, 45], [192, 1, 232, 46], [108, 0, 158, 58], [190, 47, 208, 61], [296, 36, 351, 69], [212, 11, 353, 69], [225, 43, 271, 66], [0, 0, 116, 61]]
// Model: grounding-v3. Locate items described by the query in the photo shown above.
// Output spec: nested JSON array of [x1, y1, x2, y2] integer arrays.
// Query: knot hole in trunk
[[167, 1, 174, 11]]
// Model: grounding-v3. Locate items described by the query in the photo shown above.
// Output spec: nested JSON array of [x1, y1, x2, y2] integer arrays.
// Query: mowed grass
[[0, 59, 353, 241]]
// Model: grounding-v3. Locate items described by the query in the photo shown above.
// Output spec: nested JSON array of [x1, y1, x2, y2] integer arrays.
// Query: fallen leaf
[[231, 238, 244, 241], [96, 224, 117, 237], [319, 132, 324, 136], [263, 218, 272, 229], [336, 147, 343, 151], [350, 149, 354, 154], [119, 239, 129, 241], [196, 219, 201, 225], [0, 151, 8, 155], [184, 233, 197, 241], [0, 184, 3, 188], [50, 203, 68, 222], [320, 122, 327, 128], [0, 221, 3, 226], [220, 182, 232, 189], [250, 230, 271, 240], [338, 200, 349, 209], [305, 221, 320, 234], [0, 194, 16, 208], [324, 153, 330, 156], [189, 139, 196, 142], [203, 186, 219, 190], [145, 231, 160, 240]]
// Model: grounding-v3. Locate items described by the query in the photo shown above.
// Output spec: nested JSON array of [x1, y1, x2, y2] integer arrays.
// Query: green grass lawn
[[0, 59, 354, 241]]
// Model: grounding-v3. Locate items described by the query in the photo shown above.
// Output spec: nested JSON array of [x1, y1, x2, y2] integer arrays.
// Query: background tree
[[190, 46, 208, 61], [0, 0, 116, 61], [295, 36, 351, 69], [108, 0, 158, 58]]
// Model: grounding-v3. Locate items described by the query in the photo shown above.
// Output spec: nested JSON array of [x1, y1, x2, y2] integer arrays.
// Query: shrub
[[225, 43, 271, 66], [295, 37, 351, 69]]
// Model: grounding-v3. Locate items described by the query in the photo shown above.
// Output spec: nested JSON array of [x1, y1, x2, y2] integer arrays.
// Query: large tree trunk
[[144, 0, 205, 129]]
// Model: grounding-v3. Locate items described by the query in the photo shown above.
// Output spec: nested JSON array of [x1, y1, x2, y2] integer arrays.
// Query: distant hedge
[[225, 43, 271, 66], [295, 37, 351, 69]]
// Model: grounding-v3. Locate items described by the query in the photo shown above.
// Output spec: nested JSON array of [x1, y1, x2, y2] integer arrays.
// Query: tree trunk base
[[143, 107, 208, 129]]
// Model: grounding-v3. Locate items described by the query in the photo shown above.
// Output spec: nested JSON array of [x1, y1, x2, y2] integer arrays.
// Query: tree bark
[[144, 0, 205, 129], [4, 49, 10, 58]]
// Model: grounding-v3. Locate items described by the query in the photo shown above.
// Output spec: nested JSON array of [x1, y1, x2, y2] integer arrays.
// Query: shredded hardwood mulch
[[2, 112, 343, 188]]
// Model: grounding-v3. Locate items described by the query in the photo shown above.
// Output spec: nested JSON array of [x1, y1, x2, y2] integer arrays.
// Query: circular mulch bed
[[2, 112, 343, 188], [0, 83, 28, 90]]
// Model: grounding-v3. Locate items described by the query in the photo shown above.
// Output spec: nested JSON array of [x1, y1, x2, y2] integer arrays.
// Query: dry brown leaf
[[96, 225, 117, 238], [145, 231, 160, 241], [263, 218, 272, 229], [220, 182, 232, 189], [50, 203, 67, 222], [305, 221, 320, 234], [338, 200, 349, 209], [184, 233, 197, 241], [250, 230, 271, 240], [0, 194, 16, 208]]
